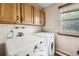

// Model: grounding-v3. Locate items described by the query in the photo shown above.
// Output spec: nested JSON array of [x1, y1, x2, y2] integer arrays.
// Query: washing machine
[[5, 34, 47, 56], [6, 31, 55, 56], [33, 32, 55, 56]]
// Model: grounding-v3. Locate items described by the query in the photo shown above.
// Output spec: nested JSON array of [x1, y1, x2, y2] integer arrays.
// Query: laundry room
[[0, 3, 79, 56]]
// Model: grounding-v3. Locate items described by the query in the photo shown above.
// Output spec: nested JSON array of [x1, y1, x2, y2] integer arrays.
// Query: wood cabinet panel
[[16, 3, 21, 24], [21, 4, 33, 24], [34, 7, 45, 25], [34, 7, 41, 25], [0, 3, 20, 24], [40, 10, 45, 25]]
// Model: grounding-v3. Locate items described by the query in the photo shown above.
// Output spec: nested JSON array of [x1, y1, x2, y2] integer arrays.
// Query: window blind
[[59, 3, 79, 13], [59, 3, 79, 34]]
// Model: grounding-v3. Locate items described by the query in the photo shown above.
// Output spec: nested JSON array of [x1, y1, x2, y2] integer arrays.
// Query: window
[[60, 10, 79, 32]]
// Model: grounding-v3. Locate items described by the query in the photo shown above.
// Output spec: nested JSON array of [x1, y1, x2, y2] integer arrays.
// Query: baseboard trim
[[56, 50, 70, 56]]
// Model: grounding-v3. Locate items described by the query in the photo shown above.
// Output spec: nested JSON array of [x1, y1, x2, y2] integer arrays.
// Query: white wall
[[0, 24, 41, 55], [44, 3, 79, 56], [57, 35, 79, 56], [44, 4, 61, 33]]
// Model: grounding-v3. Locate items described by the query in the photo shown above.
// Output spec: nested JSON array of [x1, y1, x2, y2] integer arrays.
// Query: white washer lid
[[6, 34, 45, 55], [33, 32, 55, 40]]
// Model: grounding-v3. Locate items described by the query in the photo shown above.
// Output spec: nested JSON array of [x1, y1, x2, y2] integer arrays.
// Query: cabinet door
[[40, 10, 45, 25], [34, 7, 41, 25], [21, 4, 33, 24], [0, 3, 20, 24]]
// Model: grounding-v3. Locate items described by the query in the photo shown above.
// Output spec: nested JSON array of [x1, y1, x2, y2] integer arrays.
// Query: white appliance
[[6, 29, 55, 56], [33, 32, 55, 56], [6, 35, 46, 56]]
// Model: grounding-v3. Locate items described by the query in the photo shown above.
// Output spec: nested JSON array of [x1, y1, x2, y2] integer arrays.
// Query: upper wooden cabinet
[[34, 7, 45, 25], [34, 7, 41, 25], [40, 9, 45, 25], [0, 3, 20, 24], [21, 4, 33, 24], [0, 3, 45, 25]]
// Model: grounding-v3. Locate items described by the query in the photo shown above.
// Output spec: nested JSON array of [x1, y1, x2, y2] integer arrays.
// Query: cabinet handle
[[16, 16, 19, 21], [22, 17, 25, 21]]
